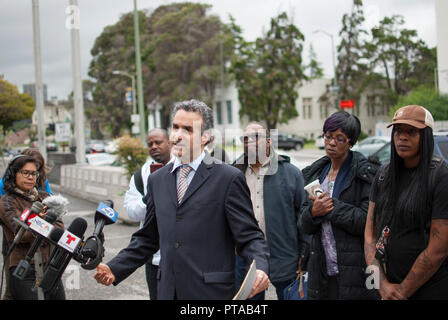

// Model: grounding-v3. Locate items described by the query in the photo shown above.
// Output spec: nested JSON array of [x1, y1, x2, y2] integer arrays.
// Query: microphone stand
[[34, 252, 45, 300]]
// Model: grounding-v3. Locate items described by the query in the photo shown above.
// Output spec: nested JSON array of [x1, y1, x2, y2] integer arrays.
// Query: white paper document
[[233, 259, 256, 300]]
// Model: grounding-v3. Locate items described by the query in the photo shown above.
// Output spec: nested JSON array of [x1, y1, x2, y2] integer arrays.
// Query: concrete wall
[[59, 164, 132, 223]]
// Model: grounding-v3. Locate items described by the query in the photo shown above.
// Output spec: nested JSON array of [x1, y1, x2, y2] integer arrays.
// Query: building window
[[216, 101, 222, 125], [226, 100, 233, 124], [319, 104, 329, 119], [303, 98, 312, 119]]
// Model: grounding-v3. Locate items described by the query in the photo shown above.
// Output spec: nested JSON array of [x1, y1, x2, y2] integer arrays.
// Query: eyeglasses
[[19, 170, 39, 179], [240, 133, 266, 143], [394, 126, 420, 137], [323, 133, 349, 144]]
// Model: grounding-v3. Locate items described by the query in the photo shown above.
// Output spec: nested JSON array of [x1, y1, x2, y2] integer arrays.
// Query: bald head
[[147, 128, 169, 140], [147, 128, 171, 165]]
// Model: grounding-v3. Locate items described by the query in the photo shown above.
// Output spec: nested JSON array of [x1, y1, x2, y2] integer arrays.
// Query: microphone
[[12, 211, 60, 280], [12, 196, 69, 280], [39, 217, 87, 293], [43, 194, 69, 218], [6, 202, 44, 257], [79, 200, 118, 270]]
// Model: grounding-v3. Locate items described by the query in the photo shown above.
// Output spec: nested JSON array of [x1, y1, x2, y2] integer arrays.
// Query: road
[[0, 148, 324, 300]]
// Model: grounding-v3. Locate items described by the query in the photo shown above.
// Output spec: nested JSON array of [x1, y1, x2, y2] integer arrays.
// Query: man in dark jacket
[[299, 111, 380, 300], [234, 123, 310, 300]]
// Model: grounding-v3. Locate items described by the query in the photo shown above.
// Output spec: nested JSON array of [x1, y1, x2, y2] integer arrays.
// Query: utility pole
[[133, 0, 146, 142], [69, 0, 85, 163], [31, 0, 46, 160]]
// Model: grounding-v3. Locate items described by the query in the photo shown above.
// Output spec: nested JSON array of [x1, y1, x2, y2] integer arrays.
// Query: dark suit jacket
[[107, 152, 269, 300]]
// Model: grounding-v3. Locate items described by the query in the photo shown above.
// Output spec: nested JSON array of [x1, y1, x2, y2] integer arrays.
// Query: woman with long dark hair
[[365, 105, 448, 300], [0, 155, 65, 300]]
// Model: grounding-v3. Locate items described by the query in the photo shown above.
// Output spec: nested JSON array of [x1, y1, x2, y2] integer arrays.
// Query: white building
[[32, 104, 72, 127], [436, 0, 448, 94]]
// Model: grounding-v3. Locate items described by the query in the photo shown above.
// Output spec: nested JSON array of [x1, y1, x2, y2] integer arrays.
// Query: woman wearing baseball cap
[[364, 105, 448, 299]]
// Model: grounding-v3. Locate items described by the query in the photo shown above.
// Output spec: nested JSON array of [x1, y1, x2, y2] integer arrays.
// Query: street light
[[313, 29, 336, 86], [112, 70, 136, 115], [313, 29, 339, 111]]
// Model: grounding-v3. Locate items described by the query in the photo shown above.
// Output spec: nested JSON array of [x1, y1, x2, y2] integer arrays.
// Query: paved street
[[0, 148, 324, 300]]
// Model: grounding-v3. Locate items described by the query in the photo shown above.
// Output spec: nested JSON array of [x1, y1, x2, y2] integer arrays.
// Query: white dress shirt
[[124, 157, 173, 266]]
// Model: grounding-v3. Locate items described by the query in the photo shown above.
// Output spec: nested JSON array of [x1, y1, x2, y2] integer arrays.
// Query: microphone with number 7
[[79, 200, 118, 270], [39, 217, 88, 293]]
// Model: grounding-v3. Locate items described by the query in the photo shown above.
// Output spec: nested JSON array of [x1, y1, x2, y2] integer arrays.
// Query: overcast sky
[[0, 0, 437, 101]]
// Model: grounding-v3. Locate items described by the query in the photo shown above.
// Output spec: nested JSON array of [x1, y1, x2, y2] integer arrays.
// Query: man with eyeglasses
[[298, 111, 380, 300], [233, 122, 310, 300]]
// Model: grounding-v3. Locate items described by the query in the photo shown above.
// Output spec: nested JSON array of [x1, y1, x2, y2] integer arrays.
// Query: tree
[[88, 3, 235, 131], [365, 15, 437, 106], [231, 12, 306, 129], [0, 76, 35, 134], [318, 0, 368, 114], [390, 85, 448, 121], [306, 44, 324, 80], [143, 3, 235, 126], [335, 0, 369, 103], [88, 11, 148, 137]]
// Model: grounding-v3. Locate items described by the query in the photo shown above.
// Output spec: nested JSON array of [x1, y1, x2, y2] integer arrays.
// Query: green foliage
[[0, 76, 35, 134], [88, 11, 146, 137], [88, 3, 235, 131], [390, 85, 448, 121], [115, 134, 148, 179], [144, 3, 235, 123], [230, 12, 306, 129], [307, 44, 324, 80], [365, 15, 436, 106], [336, 0, 368, 103]]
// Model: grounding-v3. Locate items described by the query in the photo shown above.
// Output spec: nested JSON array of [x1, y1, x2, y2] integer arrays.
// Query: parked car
[[369, 134, 448, 165], [352, 136, 390, 158], [46, 142, 58, 152], [315, 135, 325, 149], [86, 140, 106, 153], [30, 140, 58, 152], [275, 133, 304, 151]]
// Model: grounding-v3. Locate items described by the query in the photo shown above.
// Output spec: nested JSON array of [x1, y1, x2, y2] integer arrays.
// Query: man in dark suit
[[95, 99, 270, 299]]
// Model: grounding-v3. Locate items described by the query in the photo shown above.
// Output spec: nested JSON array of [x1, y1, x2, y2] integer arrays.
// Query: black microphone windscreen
[[49, 228, 64, 242], [103, 200, 114, 209], [45, 211, 58, 224], [67, 217, 88, 238]]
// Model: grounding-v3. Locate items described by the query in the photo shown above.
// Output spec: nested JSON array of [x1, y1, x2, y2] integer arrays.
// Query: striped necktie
[[177, 165, 193, 204]]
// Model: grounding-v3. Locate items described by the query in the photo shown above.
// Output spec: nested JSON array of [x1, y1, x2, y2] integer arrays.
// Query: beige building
[[436, 0, 448, 95]]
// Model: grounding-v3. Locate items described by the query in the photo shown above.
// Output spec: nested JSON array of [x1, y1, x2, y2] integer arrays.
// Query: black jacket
[[107, 152, 269, 300], [298, 151, 380, 300], [233, 153, 310, 283]]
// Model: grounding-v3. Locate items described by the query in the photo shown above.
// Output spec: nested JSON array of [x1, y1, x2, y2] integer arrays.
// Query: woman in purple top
[[298, 111, 380, 300]]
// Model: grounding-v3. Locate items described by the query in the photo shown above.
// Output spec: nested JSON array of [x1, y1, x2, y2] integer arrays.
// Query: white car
[[315, 135, 325, 149], [86, 153, 118, 166], [352, 136, 390, 157]]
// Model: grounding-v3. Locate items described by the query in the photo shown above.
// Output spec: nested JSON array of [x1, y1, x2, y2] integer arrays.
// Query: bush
[[115, 134, 148, 179]]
